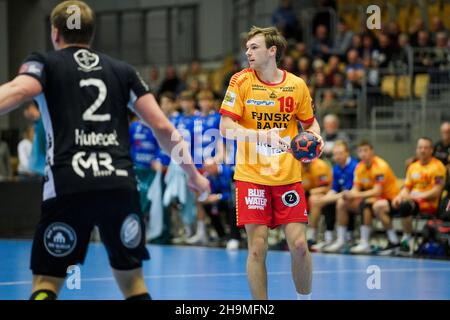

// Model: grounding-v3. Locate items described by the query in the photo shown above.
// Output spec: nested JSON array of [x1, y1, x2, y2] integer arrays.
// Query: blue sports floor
[[1, 239, 449, 300]]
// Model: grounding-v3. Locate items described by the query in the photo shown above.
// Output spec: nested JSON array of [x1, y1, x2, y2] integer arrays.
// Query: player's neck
[[58, 42, 90, 50], [419, 157, 432, 165], [254, 66, 284, 85]]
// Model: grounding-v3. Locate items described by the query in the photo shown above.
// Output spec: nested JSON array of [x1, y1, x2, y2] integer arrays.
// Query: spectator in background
[[361, 33, 377, 61], [409, 18, 426, 47], [391, 33, 412, 70], [186, 60, 209, 89], [312, 0, 336, 36], [321, 114, 351, 161], [0, 138, 12, 180], [297, 56, 312, 79], [158, 65, 181, 96], [349, 33, 363, 57], [413, 30, 434, 73], [311, 24, 332, 61], [325, 55, 342, 85], [23, 102, 45, 177], [282, 55, 297, 74], [430, 17, 448, 45], [148, 66, 161, 95], [271, 0, 299, 41], [373, 33, 394, 69], [17, 125, 34, 178], [329, 19, 354, 58]]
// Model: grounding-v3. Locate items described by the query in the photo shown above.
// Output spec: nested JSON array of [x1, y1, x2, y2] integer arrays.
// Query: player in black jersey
[[0, 1, 210, 300]]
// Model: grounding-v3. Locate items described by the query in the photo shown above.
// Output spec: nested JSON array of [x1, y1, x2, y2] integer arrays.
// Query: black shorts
[[388, 199, 418, 217], [30, 188, 150, 278]]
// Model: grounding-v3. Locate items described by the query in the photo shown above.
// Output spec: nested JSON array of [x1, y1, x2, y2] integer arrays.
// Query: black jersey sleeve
[[127, 65, 150, 111], [18, 52, 46, 88]]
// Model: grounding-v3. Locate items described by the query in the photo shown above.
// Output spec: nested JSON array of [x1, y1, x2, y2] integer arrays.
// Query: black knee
[[323, 204, 336, 231], [29, 289, 57, 300], [399, 201, 415, 217]]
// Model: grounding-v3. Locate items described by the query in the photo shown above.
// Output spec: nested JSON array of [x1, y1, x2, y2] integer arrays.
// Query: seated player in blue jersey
[[307, 141, 358, 252]]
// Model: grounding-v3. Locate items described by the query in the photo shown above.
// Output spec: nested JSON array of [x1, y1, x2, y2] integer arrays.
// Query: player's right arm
[[134, 93, 210, 193], [0, 75, 42, 116]]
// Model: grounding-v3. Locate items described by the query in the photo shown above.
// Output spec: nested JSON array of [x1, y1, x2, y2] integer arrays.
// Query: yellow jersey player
[[390, 137, 446, 254], [219, 26, 323, 300]]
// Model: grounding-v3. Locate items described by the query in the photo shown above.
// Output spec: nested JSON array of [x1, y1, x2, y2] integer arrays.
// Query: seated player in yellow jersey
[[388, 138, 447, 254], [301, 159, 332, 247], [219, 26, 324, 300], [325, 140, 400, 254]]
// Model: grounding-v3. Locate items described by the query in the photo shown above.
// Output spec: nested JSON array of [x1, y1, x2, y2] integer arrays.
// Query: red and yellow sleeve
[[432, 161, 447, 186], [295, 78, 314, 125], [219, 73, 246, 121]]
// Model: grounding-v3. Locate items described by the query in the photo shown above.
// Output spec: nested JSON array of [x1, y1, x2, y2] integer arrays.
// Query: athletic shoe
[[307, 239, 316, 249], [350, 242, 372, 254], [323, 240, 345, 253], [377, 241, 400, 256], [310, 241, 332, 252], [226, 239, 240, 251], [186, 233, 208, 245]]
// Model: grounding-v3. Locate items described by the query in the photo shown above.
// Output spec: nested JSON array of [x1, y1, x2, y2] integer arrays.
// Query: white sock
[[324, 230, 333, 243], [401, 233, 411, 242], [196, 220, 206, 237], [337, 226, 347, 243], [387, 229, 399, 244], [360, 225, 371, 244], [308, 228, 317, 241], [297, 293, 312, 300]]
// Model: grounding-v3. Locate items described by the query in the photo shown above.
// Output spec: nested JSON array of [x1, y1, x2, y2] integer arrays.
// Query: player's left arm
[[353, 183, 383, 199], [0, 75, 42, 116], [412, 184, 444, 201]]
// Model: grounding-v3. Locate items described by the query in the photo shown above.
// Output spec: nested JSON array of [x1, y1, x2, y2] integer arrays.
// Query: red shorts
[[235, 180, 308, 229]]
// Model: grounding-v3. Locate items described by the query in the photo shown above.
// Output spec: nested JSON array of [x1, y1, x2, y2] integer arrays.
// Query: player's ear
[[269, 45, 277, 57], [51, 25, 60, 50]]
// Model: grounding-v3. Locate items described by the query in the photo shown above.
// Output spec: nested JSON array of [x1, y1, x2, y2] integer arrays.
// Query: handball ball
[[291, 131, 320, 162]]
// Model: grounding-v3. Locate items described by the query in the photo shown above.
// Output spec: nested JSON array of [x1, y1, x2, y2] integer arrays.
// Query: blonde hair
[[247, 26, 287, 64], [50, 1, 95, 44]]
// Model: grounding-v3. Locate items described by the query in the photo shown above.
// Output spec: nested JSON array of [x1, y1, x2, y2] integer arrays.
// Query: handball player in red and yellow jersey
[[390, 137, 446, 253], [219, 26, 323, 300]]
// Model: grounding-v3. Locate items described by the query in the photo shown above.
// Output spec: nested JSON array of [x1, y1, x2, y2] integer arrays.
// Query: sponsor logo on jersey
[[19, 61, 44, 77], [282, 190, 300, 207], [74, 49, 100, 71], [245, 188, 268, 210], [75, 129, 119, 147], [223, 91, 236, 107], [120, 214, 142, 249], [245, 99, 275, 107], [282, 86, 295, 92], [72, 151, 126, 178], [44, 222, 77, 257]]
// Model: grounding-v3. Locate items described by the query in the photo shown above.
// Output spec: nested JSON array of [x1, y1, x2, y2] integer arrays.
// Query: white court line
[[1, 267, 450, 287]]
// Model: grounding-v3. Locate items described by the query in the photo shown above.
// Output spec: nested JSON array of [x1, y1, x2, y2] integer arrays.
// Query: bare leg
[[31, 275, 65, 299], [245, 224, 269, 300], [284, 223, 312, 295], [113, 267, 149, 299]]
